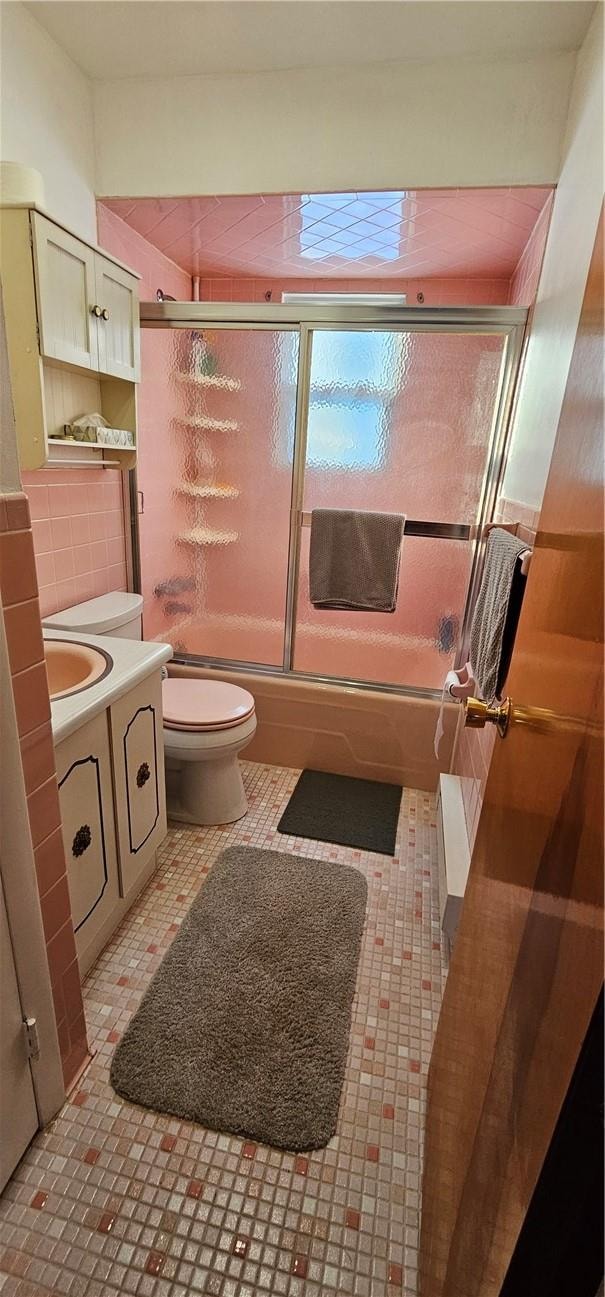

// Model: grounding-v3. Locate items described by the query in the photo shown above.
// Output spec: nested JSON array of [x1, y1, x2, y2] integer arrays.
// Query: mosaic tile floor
[[0, 762, 448, 1297]]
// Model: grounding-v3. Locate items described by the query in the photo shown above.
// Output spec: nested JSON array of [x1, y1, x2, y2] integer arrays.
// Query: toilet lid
[[162, 678, 255, 732]]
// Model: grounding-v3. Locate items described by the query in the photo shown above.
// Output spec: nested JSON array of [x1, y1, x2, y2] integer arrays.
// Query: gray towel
[[309, 509, 405, 612], [470, 527, 526, 702]]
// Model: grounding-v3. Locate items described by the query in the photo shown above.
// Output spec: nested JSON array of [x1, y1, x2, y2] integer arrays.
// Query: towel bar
[[299, 512, 470, 541]]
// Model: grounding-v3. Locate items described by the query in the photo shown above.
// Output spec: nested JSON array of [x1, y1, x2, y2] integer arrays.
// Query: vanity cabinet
[[55, 712, 120, 976], [31, 212, 140, 382], [109, 674, 167, 899], [55, 671, 166, 976]]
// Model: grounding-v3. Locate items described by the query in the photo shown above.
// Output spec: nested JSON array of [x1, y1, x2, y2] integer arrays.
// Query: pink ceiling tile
[[113, 198, 182, 239], [102, 186, 552, 284]]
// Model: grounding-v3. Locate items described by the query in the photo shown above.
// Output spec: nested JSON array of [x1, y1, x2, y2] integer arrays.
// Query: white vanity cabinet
[[55, 669, 167, 976], [55, 712, 120, 976], [109, 674, 167, 901], [31, 212, 140, 381]]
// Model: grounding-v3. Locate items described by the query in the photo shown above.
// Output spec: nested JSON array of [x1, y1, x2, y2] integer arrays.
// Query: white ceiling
[[25, 1, 595, 81]]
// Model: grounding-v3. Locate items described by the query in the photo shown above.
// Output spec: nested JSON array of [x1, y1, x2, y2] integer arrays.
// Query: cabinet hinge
[[23, 1017, 40, 1061]]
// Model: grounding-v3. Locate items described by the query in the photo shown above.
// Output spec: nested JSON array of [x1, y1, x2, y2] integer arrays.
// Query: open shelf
[[177, 528, 238, 546], [177, 372, 241, 392], [178, 483, 240, 499], [48, 435, 135, 452]]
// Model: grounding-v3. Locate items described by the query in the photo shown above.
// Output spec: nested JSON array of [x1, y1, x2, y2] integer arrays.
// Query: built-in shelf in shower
[[178, 483, 240, 499], [177, 528, 238, 546], [177, 372, 242, 392], [175, 416, 240, 432]]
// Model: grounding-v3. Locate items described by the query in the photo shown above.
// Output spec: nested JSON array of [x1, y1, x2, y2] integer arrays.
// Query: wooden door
[[94, 254, 140, 382], [31, 212, 98, 370], [109, 672, 166, 899], [420, 211, 604, 1295], [0, 878, 38, 1190]]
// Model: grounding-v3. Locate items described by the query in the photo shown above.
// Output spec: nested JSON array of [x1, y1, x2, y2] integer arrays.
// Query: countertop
[[44, 628, 172, 743]]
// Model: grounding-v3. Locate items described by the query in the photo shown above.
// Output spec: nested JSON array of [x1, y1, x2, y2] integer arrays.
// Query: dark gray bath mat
[[277, 769, 402, 856], [110, 846, 367, 1151]]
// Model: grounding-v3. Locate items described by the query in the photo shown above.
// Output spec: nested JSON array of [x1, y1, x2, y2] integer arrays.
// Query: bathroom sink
[[44, 640, 113, 700]]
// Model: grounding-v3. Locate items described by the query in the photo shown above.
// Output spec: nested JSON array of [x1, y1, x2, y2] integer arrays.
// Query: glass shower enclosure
[[135, 302, 526, 695]]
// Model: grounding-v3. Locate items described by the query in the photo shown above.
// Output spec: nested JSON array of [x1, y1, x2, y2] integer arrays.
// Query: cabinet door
[[31, 212, 98, 370], [95, 255, 140, 382], [109, 673, 167, 897], [56, 712, 119, 976]]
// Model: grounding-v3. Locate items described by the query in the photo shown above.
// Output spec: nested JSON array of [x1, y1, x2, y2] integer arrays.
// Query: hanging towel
[[309, 509, 405, 612], [469, 527, 527, 703]]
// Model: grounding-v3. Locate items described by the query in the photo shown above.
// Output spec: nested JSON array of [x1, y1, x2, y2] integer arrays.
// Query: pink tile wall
[[450, 497, 540, 849], [22, 467, 127, 619], [508, 194, 553, 307], [198, 275, 511, 306], [97, 205, 193, 641], [0, 492, 88, 1090]]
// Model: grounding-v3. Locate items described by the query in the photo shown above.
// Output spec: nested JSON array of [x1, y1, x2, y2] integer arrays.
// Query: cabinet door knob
[[91, 304, 102, 318], [101, 308, 110, 321], [72, 824, 92, 857], [136, 762, 151, 788]]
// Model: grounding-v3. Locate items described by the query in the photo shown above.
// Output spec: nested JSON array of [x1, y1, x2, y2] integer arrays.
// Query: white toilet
[[42, 592, 257, 826]]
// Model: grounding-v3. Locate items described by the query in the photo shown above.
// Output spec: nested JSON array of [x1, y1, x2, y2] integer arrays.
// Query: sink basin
[[44, 639, 112, 700]]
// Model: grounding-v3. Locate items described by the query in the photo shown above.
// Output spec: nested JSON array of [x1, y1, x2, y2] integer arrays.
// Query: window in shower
[[284, 329, 404, 470]]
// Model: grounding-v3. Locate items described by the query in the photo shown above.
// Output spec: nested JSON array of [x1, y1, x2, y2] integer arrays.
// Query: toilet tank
[[42, 592, 144, 640]]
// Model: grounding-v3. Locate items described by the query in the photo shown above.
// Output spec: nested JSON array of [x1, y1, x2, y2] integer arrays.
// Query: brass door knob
[[464, 696, 511, 738], [91, 304, 102, 317], [101, 308, 110, 320]]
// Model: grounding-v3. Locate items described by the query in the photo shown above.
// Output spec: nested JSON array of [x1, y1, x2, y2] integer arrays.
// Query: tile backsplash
[[22, 467, 128, 618]]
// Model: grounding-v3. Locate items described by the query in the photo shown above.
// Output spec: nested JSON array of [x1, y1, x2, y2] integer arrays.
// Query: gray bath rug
[[277, 769, 402, 856], [110, 846, 367, 1151]]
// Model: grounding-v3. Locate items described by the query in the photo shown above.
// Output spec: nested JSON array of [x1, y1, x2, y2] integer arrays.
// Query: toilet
[[42, 592, 257, 826]]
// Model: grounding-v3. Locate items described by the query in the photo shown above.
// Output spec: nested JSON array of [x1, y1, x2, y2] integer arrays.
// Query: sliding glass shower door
[[137, 324, 299, 665], [138, 303, 526, 692], [291, 327, 508, 688]]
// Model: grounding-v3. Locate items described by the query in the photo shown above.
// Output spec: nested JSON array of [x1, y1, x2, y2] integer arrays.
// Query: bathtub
[[169, 663, 458, 792]]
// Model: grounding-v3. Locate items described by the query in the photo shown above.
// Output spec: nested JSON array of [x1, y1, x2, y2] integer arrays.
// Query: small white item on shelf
[[57, 412, 134, 449], [101, 427, 135, 448], [62, 411, 108, 443]]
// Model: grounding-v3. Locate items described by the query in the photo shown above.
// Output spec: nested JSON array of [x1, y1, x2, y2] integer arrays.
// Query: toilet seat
[[162, 677, 255, 733]]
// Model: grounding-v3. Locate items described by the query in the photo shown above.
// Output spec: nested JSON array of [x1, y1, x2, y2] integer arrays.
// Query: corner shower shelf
[[177, 528, 238, 546], [175, 416, 240, 433], [178, 483, 240, 499], [177, 372, 241, 392]]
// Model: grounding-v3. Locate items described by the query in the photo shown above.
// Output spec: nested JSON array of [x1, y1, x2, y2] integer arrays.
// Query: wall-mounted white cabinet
[[55, 670, 166, 977], [32, 213, 140, 382], [0, 204, 140, 470]]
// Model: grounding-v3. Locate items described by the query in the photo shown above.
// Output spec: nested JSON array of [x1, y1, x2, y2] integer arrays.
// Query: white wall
[[0, 2, 96, 241], [92, 51, 576, 197], [502, 6, 603, 510]]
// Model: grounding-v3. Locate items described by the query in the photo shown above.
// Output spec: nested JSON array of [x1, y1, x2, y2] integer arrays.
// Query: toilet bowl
[[162, 677, 257, 826], [43, 593, 257, 828]]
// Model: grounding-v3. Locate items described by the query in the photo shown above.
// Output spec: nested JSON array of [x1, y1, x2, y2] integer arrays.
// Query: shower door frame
[[138, 302, 528, 699]]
